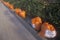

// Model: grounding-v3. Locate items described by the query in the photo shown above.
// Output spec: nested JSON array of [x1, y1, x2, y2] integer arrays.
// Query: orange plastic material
[[3, 1, 26, 19], [3, 1, 7, 5], [9, 4, 14, 10], [41, 22, 55, 31], [31, 17, 42, 31], [15, 8, 21, 15], [38, 22, 56, 38], [19, 10, 26, 19], [3, 2, 14, 10], [4, 2, 10, 7], [15, 8, 26, 18], [4, 2, 8, 6]]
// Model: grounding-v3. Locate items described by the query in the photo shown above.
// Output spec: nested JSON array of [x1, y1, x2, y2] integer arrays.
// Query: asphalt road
[[0, 2, 38, 40]]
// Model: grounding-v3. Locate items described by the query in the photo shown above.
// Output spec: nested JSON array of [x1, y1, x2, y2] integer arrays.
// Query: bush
[[4, 0, 60, 28]]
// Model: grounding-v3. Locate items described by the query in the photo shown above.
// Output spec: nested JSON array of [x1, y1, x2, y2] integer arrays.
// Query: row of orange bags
[[31, 17, 55, 31], [3, 1, 26, 19], [31, 17, 56, 38]]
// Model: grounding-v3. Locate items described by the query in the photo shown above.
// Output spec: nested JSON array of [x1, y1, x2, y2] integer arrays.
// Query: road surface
[[0, 1, 42, 40]]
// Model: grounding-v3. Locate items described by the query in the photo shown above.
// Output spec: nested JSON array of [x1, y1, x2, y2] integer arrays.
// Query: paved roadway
[[0, 1, 40, 40]]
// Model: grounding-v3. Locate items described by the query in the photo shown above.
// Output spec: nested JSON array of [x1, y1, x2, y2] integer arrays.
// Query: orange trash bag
[[4, 2, 9, 6], [31, 17, 42, 31], [5, 2, 10, 7], [3, 1, 7, 5], [3, 2, 14, 10], [9, 4, 14, 10], [15, 8, 21, 15], [38, 22, 56, 38], [19, 10, 26, 19]]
